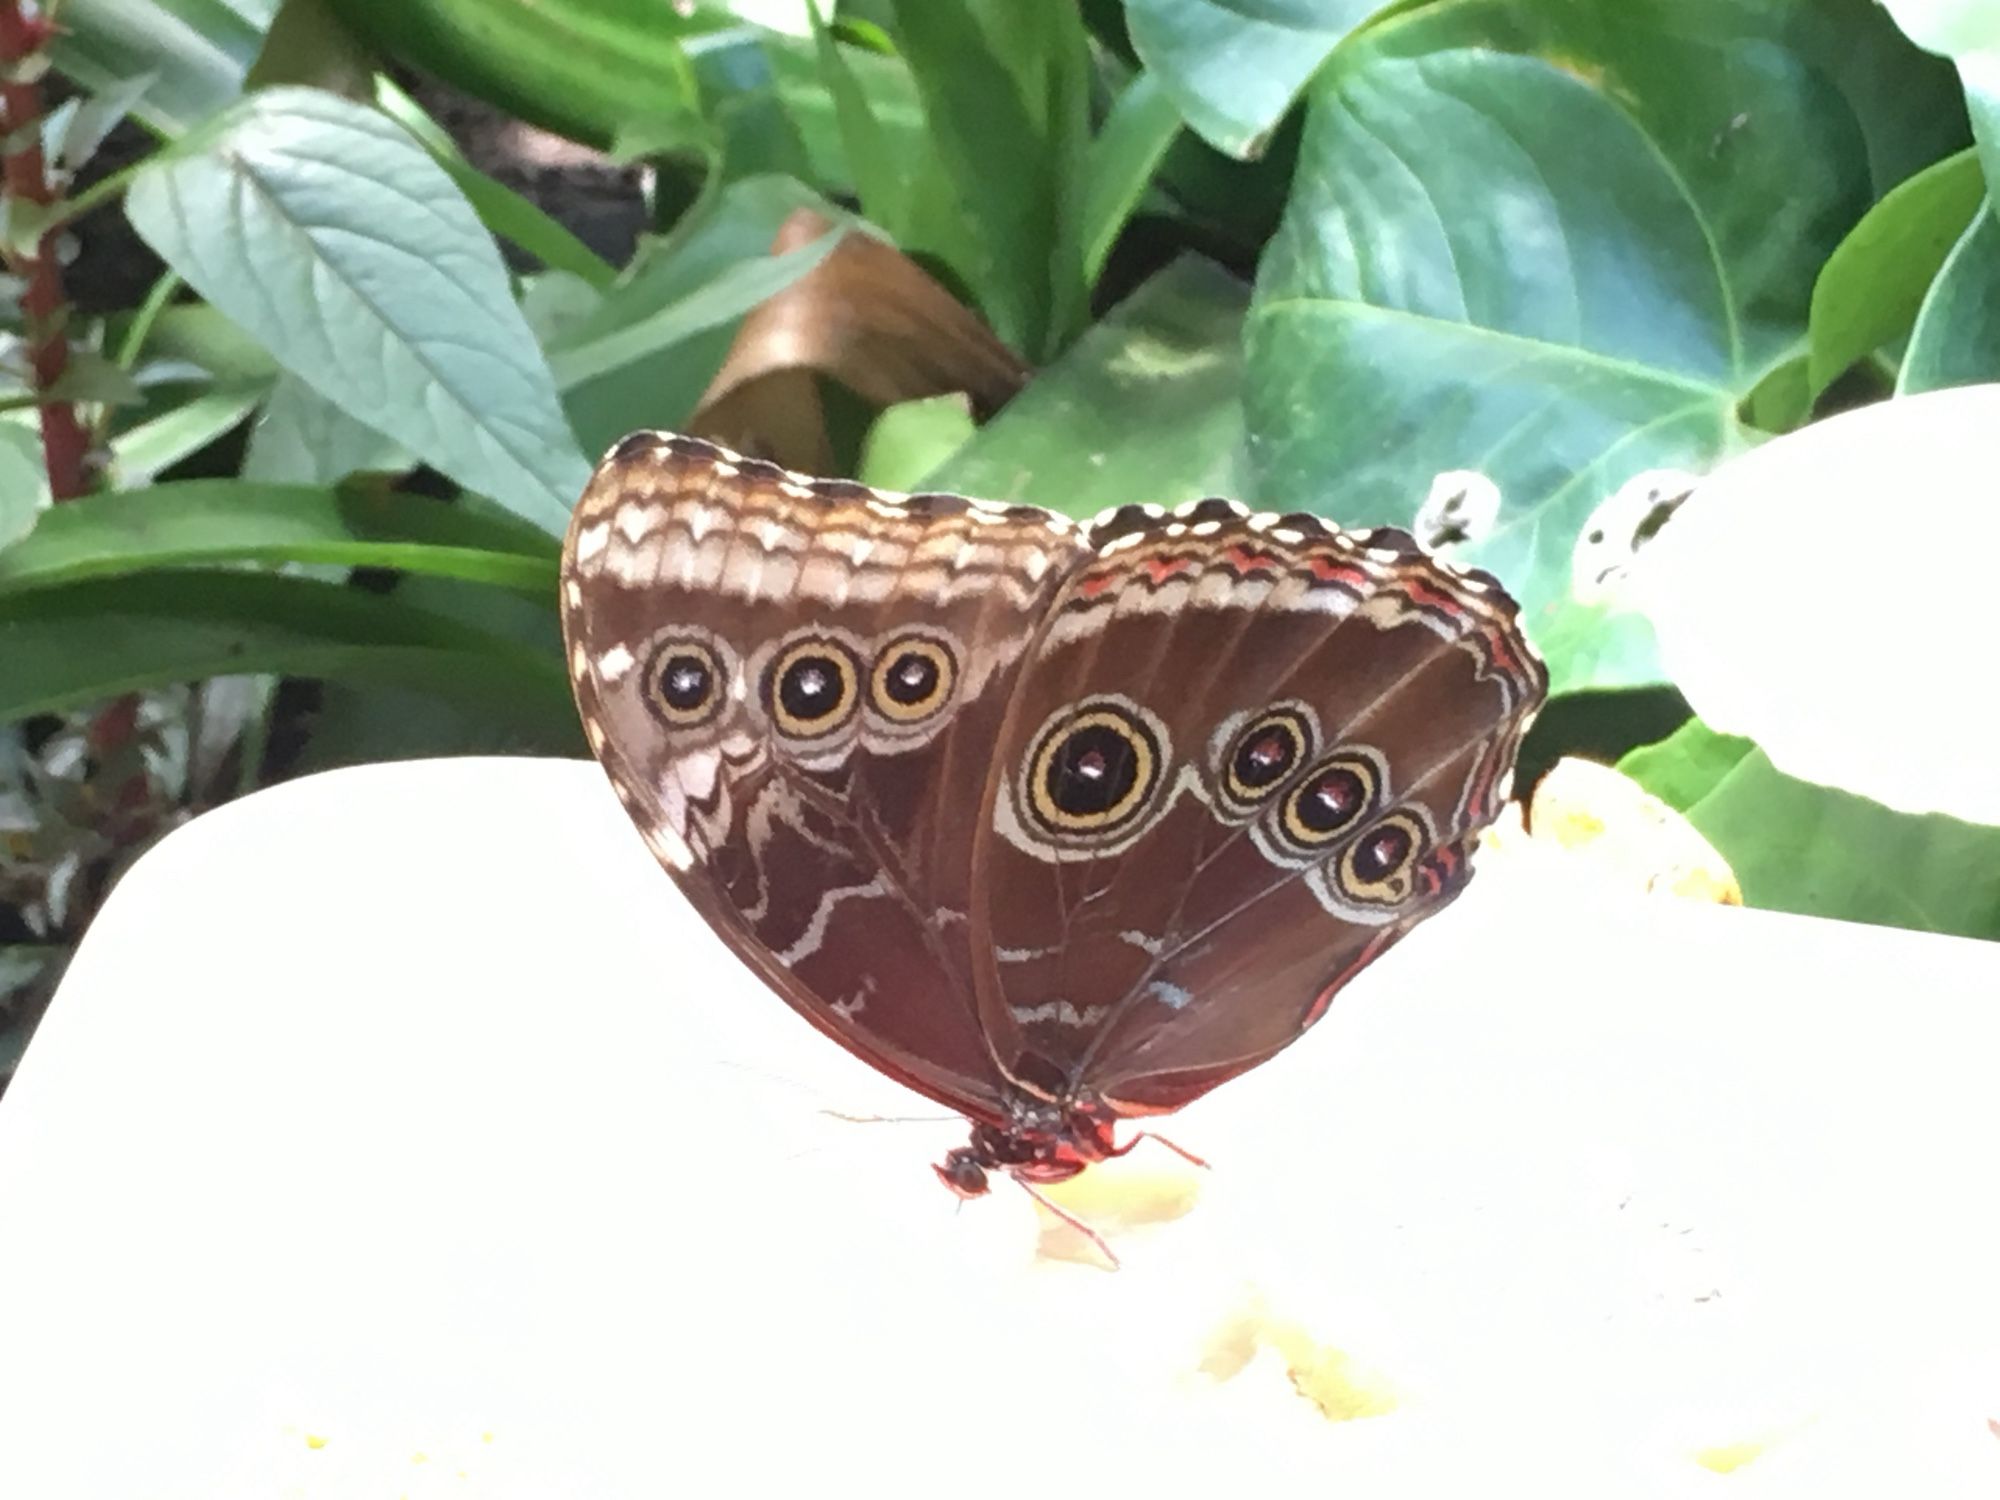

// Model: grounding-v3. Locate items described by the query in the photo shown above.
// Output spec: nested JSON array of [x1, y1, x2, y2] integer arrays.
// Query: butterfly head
[[933, 1149, 991, 1200]]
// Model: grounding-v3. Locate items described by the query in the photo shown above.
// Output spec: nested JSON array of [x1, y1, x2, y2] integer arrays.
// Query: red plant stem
[[1, 4, 137, 810], [0, 0, 88, 500]]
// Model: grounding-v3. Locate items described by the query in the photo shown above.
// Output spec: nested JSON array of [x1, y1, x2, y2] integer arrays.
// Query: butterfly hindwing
[[968, 503, 1546, 1114]]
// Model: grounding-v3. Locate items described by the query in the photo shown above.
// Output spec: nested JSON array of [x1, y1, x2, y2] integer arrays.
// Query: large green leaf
[[1808, 149, 1986, 400], [0, 571, 568, 724], [927, 255, 1248, 513], [1901, 200, 2000, 392], [1078, 69, 1184, 285], [51, 0, 271, 135], [807, 6, 908, 232], [1877, 0, 2000, 202], [1124, 0, 1378, 159], [241, 374, 413, 484], [889, 0, 1091, 358], [288, 574, 578, 768], [373, 79, 618, 291], [1245, 0, 1967, 695], [1621, 720, 2000, 941], [125, 87, 590, 533], [338, 0, 712, 151], [0, 481, 556, 597]]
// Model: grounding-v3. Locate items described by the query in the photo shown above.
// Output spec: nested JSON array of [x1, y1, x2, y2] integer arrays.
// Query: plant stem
[[0, 0, 89, 501]]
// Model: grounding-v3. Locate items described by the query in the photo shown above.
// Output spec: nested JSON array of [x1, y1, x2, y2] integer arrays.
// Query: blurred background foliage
[[2, 0, 1997, 1084]]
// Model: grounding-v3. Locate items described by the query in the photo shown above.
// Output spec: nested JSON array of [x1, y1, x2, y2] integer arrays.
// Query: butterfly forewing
[[968, 505, 1545, 1115], [561, 433, 1089, 1118]]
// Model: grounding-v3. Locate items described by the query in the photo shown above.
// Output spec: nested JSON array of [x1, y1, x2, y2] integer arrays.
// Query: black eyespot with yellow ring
[[1217, 705, 1315, 817], [1334, 809, 1429, 907], [765, 636, 861, 739], [1023, 697, 1166, 840], [643, 635, 726, 729], [1272, 749, 1383, 856], [869, 632, 958, 724]]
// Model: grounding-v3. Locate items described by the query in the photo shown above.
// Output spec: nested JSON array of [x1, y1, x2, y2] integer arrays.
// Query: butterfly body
[[562, 433, 1545, 1211]]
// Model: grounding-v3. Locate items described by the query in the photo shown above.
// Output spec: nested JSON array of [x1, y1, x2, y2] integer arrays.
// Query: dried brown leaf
[[689, 209, 1028, 472]]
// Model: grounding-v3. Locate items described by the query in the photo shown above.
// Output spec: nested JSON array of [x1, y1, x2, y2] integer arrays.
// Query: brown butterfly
[[561, 433, 1544, 1235]]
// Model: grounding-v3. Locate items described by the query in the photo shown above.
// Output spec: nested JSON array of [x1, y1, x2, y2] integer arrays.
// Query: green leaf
[[1621, 719, 2000, 941], [374, 78, 619, 291], [337, 0, 711, 152], [888, 0, 1092, 358], [1618, 718, 1755, 813], [554, 175, 842, 457], [0, 570, 569, 724], [1078, 68, 1183, 287], [1124, 0, 1376, 159], [808, 4, 905, 231], [0, 421, 43, 544], [548, 227, 844, 392], [1245, 0, 1966, 695], [241, 373, 413, 484], [49, 0, 271, 136], [288, 573, 575, 768], [1901, 199, 2000, 392], [1875, 1, 2000, 201], [856, 395, 976, 490], [928, 255, 1248, 514], [0, 480, 558, 597], [769, 25, 933, 206], [125, 86, 590, 533], [50, 71, 159, 172], [245, 0, 376, 96], [142, 303, 282, 386], [109, 384, 264, 484], [1809, 149, 1986, 399], [43, 350, 147, 408]]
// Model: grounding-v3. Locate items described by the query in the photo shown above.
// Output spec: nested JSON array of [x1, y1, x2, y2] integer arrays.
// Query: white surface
[[1640, 383, 2000, 825], [0, 757, 1998, 1498]]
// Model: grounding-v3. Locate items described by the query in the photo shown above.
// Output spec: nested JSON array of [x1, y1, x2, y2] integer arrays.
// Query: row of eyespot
[[645, 630, 956, 738], [646, 631, 1430, 898], [1019, 697, 1430, 900]]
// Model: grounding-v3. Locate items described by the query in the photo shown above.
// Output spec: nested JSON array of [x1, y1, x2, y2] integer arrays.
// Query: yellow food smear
[[1200, 1298, 1400, 1423], [1030, 1159, 1204, 1265], [1694, 1439, 1769, 1473], [304, 1433, 327, 1450]]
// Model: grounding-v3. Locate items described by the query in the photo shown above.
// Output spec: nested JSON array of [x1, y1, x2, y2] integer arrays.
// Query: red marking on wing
[[1307, 555, 1369, 588], [1077, 571, 1117, 598], [1142, 555, 1193, 585], [1482, 623, 1525, 678], [1462, 743, 1512, 823], [1397, 574, 1471, 622], [1224, 543, 1280, 574]]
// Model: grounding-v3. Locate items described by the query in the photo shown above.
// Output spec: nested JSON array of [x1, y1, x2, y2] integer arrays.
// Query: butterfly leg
[[1014, 1177, 1120, 1271], [1109, 1130, 1211, 1171]]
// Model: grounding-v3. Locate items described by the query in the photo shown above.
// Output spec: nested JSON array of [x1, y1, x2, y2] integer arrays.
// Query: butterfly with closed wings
[[561, 433, 1545, 1245]]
